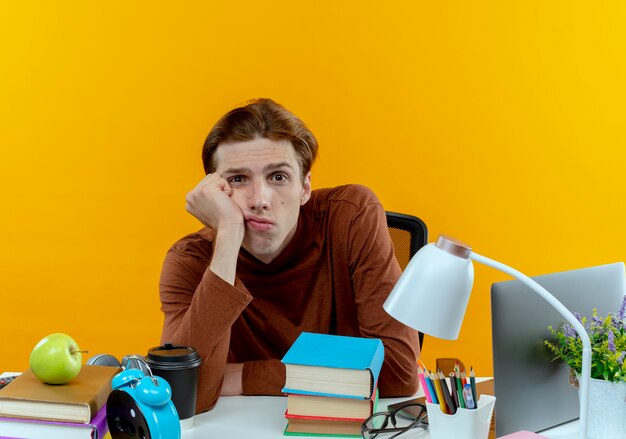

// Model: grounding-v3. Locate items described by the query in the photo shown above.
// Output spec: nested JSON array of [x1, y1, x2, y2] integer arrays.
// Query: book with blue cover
[[281, 332, 384, 399]]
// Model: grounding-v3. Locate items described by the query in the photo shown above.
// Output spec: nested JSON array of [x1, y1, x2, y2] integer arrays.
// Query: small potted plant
[[545, 295, 626, 439]]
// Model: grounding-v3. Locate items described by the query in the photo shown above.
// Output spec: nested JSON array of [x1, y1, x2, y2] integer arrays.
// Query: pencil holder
[[426, 395, 496, 439]]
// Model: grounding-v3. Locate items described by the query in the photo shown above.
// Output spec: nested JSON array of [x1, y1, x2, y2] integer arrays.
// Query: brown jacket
[[159, 184, 420, 412]]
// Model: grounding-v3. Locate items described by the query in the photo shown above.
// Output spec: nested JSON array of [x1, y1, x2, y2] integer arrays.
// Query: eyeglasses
[[361, 402, 428, 439]]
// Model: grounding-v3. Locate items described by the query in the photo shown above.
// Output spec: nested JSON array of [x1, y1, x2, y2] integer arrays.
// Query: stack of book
[[281, 332, 384, 437], [0, 365, 118, 439]]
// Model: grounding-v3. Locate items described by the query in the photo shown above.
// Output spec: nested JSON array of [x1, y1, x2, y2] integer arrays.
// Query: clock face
[[106, 389, 151, 439]]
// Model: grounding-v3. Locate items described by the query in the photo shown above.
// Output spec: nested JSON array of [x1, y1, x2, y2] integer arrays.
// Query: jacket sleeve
[[348, 194, 421, 397], [241, 359, 286, 395], [159, 241, 252, 412]]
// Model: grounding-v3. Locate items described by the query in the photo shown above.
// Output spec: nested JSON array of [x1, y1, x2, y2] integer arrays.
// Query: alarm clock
[[106, 357, 181, 439]]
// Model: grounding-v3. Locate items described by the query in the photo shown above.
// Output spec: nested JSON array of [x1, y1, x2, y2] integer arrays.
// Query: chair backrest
[[385, 211, 428, 270], [385, 211, 428, 349]]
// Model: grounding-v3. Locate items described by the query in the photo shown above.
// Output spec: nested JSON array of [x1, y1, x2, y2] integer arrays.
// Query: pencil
[[449, 371, 460, 409], [455, 370, 465, 409], [470, 367, 477, 404], [438, 370, 456, 414], [425, 370, 438, 404], [431, 371, 448, 413], [418, 358, 428, 370], [418, 366, 432, 403]]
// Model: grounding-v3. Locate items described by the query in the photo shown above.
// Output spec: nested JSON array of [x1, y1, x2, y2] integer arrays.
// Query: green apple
[[29, 333, 84, 384]]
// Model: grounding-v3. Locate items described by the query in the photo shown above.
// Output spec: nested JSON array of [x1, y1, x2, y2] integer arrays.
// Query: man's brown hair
[[202, 98, 319, 180]]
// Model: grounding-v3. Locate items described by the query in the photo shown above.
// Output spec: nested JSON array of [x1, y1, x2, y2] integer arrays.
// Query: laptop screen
[[490, 262, 625, 436]]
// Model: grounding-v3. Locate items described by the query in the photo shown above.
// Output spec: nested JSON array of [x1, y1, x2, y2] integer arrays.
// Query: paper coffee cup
[[145, 343, 202, 430]]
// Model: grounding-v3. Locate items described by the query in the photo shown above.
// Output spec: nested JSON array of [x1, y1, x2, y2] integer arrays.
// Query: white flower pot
[[581, 377, 626, 439]]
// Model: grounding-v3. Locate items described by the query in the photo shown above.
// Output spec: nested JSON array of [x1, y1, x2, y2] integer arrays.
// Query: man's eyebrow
[[221, 162, 296, 176], [222, 167, 250, 175], [263, 162, 295, 172]]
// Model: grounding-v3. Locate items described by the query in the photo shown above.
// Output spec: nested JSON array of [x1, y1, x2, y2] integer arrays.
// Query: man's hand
[[220, 362, 244, 396], [186, 173, 245, 284], [185, 173, 244, 232]]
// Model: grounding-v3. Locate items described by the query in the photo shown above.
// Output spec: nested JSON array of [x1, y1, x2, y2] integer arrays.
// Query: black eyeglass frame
[[361, 402, 428, 439]]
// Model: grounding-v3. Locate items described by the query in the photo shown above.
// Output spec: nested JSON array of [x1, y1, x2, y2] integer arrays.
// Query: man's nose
[[248, 179, 270, 210]]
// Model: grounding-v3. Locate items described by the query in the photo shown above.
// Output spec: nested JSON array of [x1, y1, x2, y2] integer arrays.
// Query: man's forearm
[[220, 363, 244, 395], [160, 248, 253, 412], [209, 225, 244, 285]]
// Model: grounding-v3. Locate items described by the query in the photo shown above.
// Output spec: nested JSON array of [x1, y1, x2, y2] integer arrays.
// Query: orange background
[[1, 1, 625, 377]]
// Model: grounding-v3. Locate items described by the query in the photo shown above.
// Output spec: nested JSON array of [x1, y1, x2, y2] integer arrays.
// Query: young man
[[159, 98, 419, 413]]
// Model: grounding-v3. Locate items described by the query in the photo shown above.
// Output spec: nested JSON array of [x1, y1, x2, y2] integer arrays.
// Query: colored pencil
[[431, 371, 447, 413], [417, 366, 432, 403], [438, 370, 456, 414], [470, 367, 477, 404], [425, 370, 438, 404], [449, 371, 460, 409], [418, 358, 428, 370], [455, 370, 465, 409]]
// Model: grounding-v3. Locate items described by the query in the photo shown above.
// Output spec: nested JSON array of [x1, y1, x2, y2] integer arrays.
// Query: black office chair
[[385, 211, 428, 349]]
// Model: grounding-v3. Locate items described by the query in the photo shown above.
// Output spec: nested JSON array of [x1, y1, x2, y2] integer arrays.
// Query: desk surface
[[1, 373, 577, 438], [183, 382, 579, 439]]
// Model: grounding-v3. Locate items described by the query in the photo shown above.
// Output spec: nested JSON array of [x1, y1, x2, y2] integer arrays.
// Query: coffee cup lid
[[145, 343, 202, 370]]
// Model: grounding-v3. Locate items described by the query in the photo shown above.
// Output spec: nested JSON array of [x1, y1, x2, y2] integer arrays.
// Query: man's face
[[214, 137, 311, 264]]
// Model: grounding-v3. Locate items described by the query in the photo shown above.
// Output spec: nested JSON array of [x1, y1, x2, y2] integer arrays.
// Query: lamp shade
[[383, 238, 475, 340]]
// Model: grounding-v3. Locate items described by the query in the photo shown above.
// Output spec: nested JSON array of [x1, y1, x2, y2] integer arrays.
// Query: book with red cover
[[285, 411, 365, 423], [0, 404, 109, 439]]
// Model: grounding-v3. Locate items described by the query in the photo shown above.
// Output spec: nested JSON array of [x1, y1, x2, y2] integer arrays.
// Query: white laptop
[[491, 262, 625, 436]]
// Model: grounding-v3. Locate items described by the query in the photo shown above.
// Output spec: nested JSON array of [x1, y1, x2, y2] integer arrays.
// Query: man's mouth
[[245, 216, 274, 232]]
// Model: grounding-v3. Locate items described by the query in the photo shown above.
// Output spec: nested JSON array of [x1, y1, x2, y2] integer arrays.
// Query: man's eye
[[271, 173, 288, 182], [228, 176, 246, 184]]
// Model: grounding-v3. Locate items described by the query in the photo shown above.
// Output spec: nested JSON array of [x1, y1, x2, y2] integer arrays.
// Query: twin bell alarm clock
[[107, 362, 180, 439], [89, 345, 201, 439]]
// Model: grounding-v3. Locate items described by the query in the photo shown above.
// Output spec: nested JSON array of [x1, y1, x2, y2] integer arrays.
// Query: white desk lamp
[[383, 235, 590, 439]]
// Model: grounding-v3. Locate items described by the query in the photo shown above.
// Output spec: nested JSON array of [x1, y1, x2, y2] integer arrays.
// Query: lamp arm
[[470, 252, 590, 439]]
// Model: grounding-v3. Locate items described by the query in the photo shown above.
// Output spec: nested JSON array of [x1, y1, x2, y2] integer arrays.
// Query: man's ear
[[300, 172, 312, 205]]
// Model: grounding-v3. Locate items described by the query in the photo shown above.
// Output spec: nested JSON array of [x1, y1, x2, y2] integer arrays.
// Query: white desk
[[183, 383, 579, 439], [0, 373, 577, 438]]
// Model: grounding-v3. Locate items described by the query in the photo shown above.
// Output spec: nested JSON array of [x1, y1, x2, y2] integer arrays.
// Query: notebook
[[491, 262, 625, 436]]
